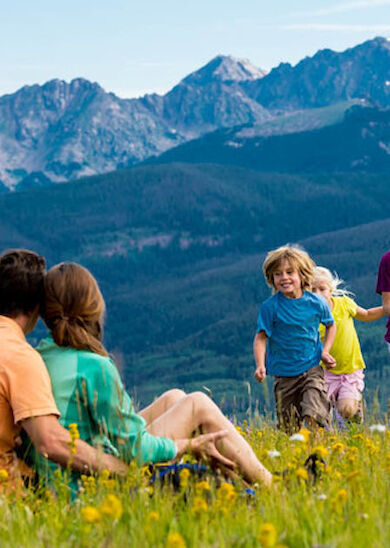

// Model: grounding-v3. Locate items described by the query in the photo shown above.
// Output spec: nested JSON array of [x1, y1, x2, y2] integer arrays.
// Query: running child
[[312, 266, 385, 420], [253, 245, 336, 432]]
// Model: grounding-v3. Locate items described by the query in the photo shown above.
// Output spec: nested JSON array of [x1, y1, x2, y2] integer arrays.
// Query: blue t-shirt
[[256, 291, 334, 377]]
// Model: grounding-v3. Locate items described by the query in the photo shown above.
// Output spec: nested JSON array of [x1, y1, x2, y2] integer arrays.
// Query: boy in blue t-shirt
[[253, 245, 336, 432]]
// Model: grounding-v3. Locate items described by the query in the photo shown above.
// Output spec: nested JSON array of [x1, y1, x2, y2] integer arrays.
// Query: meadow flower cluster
[[0, 418, 389, 547]]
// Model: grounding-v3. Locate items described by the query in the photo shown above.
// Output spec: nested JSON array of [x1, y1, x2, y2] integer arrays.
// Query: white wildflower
[[369, 424, 386, 433], [268, 450, 281, 458], [289, 433, 306, 442]]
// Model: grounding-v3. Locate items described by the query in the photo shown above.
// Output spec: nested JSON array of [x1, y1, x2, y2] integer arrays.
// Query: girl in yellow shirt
[[312, 267, 385, 420]]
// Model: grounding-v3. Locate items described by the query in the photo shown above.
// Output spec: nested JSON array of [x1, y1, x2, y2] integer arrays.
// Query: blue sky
[[1, 0, 390, 98]]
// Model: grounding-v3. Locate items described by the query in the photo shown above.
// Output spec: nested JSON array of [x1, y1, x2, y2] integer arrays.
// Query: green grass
[[1, 414, 389, 547]]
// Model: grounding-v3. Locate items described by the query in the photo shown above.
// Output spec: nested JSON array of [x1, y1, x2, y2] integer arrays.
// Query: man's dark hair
[[0, 249, 46, 317]]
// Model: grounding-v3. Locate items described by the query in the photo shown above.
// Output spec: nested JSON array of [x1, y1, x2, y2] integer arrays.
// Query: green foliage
[[0, 420, 389, 547], [1, 163, 390, 408]]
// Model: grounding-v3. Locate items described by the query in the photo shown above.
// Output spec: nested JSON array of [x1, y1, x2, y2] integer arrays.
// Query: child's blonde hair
[[263, 244, 315, 293], [313, 266, 353, 297]]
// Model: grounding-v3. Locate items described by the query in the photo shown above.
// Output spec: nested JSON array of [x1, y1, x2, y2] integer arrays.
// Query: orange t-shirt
[[0, 316, 59, 482]]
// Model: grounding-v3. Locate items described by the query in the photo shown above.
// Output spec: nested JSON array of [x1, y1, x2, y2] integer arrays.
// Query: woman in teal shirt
[[33, 262, 271, 486]]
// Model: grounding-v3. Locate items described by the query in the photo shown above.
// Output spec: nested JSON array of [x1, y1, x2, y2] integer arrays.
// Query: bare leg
[[146, 391, 272, 486], [337, 398, 359, 419], [139, 389, 186, 425]]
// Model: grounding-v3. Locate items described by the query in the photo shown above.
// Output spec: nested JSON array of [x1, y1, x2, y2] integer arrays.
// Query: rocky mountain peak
[[181, 55, 267, 86]]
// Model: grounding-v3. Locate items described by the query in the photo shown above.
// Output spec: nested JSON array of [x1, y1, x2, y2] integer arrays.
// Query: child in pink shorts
[[312, 267, 385, 420]]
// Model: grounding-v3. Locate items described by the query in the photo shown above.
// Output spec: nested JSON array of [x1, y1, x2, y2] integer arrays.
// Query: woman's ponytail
[[42, 263, 108, 357]]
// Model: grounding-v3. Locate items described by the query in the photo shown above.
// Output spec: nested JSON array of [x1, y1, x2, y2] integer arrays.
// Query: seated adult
[[0, 249, 126, 493], [27, 262, 272, 487], [376, 250, 390, 355]]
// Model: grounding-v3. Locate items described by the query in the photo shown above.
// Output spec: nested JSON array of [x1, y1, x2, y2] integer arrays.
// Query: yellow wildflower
[[192, 495, 208, 514], [99, 469, 110, 481], [165, 532, 187, 548], [258, 523, 278, 547], [179, 468, 190, 489], [295, 467, 308, 481], [353, 433, 364, 441], [218, 482, 237, 503], [81, 506, 101, 524], [313, 445, 328, 459], [100, 494, 123, 521], [102, 479, 116, 491], [67, 423, 80, 457], [331, 442, 345, 454], [0, 469, 9, 483], [147, 510, 160, 522], [141, 465, 152, 479], [68, 423, 80, 439], [195, 480, 211, 494], [331, 488, 348, 513], [235, 425, 244, 436], [298, 428, 311, 442]]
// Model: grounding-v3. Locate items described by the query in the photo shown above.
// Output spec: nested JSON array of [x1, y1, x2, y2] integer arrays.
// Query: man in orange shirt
[[0, 249, 126, 489]]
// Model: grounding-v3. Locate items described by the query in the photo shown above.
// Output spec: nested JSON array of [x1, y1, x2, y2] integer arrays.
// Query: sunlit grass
[[0, 416, 389, 547]]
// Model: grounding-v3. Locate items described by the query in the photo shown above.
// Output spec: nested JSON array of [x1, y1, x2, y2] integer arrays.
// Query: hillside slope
[[151, 106, 390, 173], [1, 163, 389, 410]]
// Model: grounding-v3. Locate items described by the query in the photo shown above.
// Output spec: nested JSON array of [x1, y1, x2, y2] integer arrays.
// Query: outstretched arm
[[253, 331, 267, 383], [322, 323, 337, 369], [21, 415, 127, 475], [355, 305, 386, 321], [382, 292, 390, 316]]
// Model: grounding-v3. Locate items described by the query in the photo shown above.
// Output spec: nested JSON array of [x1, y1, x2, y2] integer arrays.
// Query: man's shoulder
[[0, 332, 43, 372], [380, 250, 390, 265]]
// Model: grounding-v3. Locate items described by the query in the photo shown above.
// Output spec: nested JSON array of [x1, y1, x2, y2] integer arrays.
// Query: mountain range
[[1, 36, 390, 189]]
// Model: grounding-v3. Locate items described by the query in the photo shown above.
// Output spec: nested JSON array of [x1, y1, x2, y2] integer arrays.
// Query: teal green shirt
[[25, 337, 177, 486]]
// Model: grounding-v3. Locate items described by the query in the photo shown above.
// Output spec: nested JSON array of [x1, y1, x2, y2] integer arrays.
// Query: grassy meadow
[[1, 414, 389, 548]]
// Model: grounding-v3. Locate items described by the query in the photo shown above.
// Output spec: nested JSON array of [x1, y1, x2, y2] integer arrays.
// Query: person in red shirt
[[376, 250, 390, 355]]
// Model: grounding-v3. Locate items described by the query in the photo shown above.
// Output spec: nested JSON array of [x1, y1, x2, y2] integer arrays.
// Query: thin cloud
[[298, 0, 390, 17], [276, 23, 390, 33]]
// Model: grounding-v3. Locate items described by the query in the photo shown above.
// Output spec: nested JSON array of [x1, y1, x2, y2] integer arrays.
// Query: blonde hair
[[263, 244, 316, 293], [41, 262, 108, 357], [313, 266, 353, 297]]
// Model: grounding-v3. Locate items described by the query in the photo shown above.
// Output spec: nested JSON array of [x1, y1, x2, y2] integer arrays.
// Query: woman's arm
[[355, 305, 386, 321]]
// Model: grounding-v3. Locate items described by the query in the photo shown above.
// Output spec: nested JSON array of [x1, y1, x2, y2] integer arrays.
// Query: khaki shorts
[[274, 365, 330, 432]]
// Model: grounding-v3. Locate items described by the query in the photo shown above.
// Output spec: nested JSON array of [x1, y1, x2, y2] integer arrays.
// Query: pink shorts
[[324, 369, 365, 402]]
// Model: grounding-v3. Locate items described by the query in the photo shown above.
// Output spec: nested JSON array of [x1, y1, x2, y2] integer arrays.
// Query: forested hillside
[[151, 106, 390, 174], [1, 163, 389, 412]]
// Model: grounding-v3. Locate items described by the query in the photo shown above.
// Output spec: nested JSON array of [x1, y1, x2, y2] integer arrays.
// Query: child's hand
[[322, 351, 336, 369], [254, 365, 266, 383]]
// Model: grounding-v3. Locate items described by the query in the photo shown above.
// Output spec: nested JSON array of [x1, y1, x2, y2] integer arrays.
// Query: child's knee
[[337, 399, 358, 418]]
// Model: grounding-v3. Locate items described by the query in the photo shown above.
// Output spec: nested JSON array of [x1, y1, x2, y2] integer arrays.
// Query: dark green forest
[[1, 163, 389, 415]]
